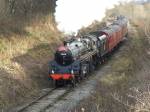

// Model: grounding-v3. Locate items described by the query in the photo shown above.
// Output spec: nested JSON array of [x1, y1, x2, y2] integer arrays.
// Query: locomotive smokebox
[[55, 46, 74, 66]]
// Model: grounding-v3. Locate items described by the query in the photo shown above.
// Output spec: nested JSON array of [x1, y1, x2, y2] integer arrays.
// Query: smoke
[[55, 0, 132, 33]]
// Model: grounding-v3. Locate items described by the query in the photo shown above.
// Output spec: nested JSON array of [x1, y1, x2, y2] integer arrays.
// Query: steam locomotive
[[49, 16, 128, 87]]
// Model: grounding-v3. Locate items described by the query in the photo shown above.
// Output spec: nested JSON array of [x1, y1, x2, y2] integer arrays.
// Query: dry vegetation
[[0, 1, 150, 111], [73, 2, 150, 112], [0, 0, 63, 110]]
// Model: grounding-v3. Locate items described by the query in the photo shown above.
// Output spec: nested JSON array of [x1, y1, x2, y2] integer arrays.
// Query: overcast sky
[[55, 0, 132, 34]]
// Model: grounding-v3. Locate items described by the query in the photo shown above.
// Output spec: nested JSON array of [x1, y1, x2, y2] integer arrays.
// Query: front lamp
[[51, 70, 55, 74], [71, 70, 74, 74]]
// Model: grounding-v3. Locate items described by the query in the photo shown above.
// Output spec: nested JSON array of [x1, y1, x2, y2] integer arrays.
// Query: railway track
[[14, 39, 127, 112], [16, 87, 72, 112]]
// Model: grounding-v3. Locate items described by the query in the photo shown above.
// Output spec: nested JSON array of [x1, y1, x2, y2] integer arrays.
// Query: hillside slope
[[0, 0, 63, 110]]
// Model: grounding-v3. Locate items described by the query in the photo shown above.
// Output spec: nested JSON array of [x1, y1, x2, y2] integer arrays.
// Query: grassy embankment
[[74, 2, 150, 112], [0, 0, 63, 110]]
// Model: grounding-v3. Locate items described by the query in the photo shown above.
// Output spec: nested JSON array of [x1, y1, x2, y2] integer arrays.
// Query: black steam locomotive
[[49, 16, 128, 87]]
